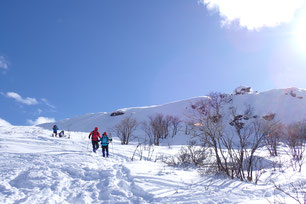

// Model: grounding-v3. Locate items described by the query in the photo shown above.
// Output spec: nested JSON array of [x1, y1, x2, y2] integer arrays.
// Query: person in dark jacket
[[53, 125, 59, 137], [59, 130, 65, 137], [88, 127, 101, 153], [100, 132, 112, 157]]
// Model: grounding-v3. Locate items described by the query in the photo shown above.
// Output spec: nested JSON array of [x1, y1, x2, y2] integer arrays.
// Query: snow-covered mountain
[[1, 87, 305, 203], [38, 87, 306, 133]]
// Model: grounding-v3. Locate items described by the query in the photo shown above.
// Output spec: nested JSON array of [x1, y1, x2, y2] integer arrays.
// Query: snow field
[[0, 126, 305, 203]]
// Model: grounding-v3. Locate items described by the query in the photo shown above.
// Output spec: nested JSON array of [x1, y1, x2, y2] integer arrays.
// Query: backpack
[[90, 131, 100, 141], [101, 136, 109, 146]]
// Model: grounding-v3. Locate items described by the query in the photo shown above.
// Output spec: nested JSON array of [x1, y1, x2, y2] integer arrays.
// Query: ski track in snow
[[0, 127, 151, 204], [0, 126, 304, 204]]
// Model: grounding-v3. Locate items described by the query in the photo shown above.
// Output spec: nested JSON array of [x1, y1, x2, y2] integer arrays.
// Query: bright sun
[[295, 14, 306, 53]]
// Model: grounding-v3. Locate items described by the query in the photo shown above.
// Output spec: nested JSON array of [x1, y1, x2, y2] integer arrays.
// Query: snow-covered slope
[[38, 88, 306, 134], [0, 125, 304, 203], [231, 87, 306, 123], [38, 96, 208, 133], [0, 118, 12, 127]]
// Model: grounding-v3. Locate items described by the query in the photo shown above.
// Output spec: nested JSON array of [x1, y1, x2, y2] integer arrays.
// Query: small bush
[[164, 141, 208, 168]]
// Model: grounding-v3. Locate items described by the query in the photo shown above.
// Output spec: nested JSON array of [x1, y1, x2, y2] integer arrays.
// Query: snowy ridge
[[231, 87, 306, 123], [38, 96, 209, 133], [38, 88, 306, 134]]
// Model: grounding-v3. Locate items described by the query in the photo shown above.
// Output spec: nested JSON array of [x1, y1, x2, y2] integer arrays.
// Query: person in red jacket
[[88, 127, 101, 153]]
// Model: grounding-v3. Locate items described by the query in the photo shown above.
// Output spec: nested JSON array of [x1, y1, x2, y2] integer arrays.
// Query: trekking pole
[[110, 133, 113, 154], [112, 141, 114, 155]]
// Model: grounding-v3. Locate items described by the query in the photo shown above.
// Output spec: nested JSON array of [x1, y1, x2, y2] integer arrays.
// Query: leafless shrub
[[226, 106, 272, 181], [168, 115, 182, 137], [142, 113, 167, 146], [270, 180, 306, 204], [144, 143, 155, 161], [131, 143, 142, 161], [188, 92, 234, 177], [187, 92, 276, 182], [176, 141, 208, 167], [142, 121, 154, 146], [285, 121, 306, 172], [163, 156, 178, 167], [154, 154, 167, 163], [131, 141, 155, 161], [142, 113, 182, 146], [114, 115, 138, 145], [271, 157, 286, 173], [264, 122, 284, 156], [163, 141, 208, 168], [184, 121, 194, 135], [253, 158, 265, 185]]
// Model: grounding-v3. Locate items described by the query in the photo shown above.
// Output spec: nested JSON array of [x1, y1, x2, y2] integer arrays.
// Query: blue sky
[[1, 0, 306, 126]]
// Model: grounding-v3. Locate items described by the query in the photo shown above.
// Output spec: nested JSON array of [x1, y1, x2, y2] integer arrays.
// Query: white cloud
[[0, 118, 12, 126], [27, 117, 55, 126], [6, 92, 39, 105], [0, 56, 9, 70], [41, 98, 56, 109], [201, 0, 306, 30]]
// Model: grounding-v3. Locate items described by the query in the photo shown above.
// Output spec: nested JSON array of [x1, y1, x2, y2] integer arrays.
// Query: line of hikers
[[88, 127, 112, 157], [52, 125, 112, 157]]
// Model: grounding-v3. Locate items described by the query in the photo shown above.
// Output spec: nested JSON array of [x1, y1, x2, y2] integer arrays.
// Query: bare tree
[[142, 113, 175, 146], [242, 118, 271, 181], [223, 106, 267, 181], [142, 121, 154, 145], [188, 92, 232, 176], [167, 115, 182, 137], [114, 115, 138, 145], [188, 93, 275, 182], [227, 105, 278, 182], [285, 121, 306, 172], [184, 121, 194, 135], [264, 122, 283, 156], [151, 113, 168, 144]]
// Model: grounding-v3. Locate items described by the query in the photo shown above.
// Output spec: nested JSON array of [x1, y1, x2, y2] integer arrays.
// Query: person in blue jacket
[[100, 132, 112, 157], [53, 125, 59, 137]]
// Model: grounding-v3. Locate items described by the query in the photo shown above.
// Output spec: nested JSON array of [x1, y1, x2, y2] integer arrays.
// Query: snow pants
[[92, 141, 99, 153], [102, 145, 109, 157]]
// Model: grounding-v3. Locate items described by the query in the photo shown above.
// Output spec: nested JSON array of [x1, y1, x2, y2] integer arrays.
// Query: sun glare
[[295, 13, 306, 53]]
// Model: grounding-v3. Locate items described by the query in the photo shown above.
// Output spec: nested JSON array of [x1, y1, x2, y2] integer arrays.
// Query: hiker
[[53, 125, 59, 137], [88, 127, 101, 153], [59, 130, 65, 137], [100, 132, 112, 157]]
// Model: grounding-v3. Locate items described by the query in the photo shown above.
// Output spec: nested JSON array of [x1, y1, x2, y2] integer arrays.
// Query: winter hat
[[103, 132, 107, 136], [94, 127, 98, 131]]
